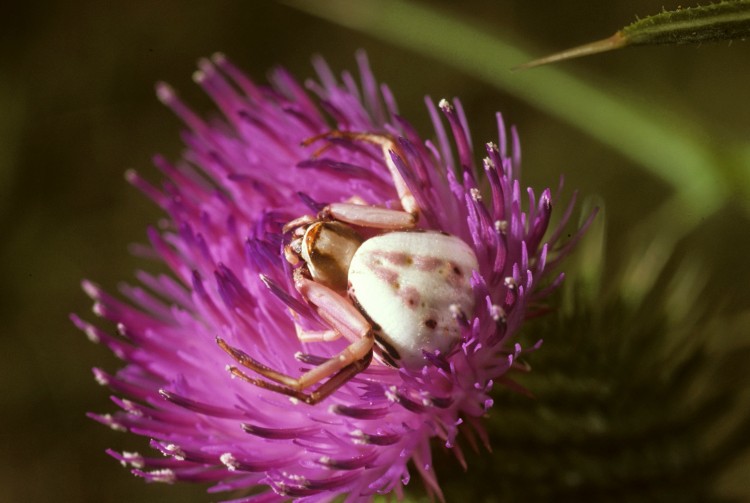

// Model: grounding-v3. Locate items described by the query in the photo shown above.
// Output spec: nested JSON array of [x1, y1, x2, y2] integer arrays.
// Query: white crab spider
[[218, 132, 478, 404]]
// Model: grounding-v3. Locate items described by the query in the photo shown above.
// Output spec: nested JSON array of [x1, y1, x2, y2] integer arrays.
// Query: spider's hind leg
[[217, 273, 375, 405], [221, 345, 372, 405]]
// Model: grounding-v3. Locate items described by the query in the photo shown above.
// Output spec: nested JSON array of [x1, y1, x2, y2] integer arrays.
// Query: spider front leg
[[304, 130, 420, 219], [217, 273, 374, 405], [321, 202, 416, 229]]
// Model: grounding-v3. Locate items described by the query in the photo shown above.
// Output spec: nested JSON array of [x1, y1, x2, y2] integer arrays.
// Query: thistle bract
[[73, 52, 588, 502]]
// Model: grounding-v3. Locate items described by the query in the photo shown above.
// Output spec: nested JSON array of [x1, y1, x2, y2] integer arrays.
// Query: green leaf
[[519, 1, 750, 69]]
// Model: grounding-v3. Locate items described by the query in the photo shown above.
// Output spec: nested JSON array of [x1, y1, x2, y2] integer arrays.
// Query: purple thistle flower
[[73, 51, 592, 502]]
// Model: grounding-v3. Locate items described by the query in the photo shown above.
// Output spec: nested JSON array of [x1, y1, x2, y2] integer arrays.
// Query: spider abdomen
[[348, 231, 478, 369]]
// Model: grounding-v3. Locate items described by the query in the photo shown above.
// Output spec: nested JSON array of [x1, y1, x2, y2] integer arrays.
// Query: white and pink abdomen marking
[[348, 231, 478, 369]]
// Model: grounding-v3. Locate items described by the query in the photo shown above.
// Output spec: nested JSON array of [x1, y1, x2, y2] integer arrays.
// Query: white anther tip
[[494, 220, 508, 234], [81, 280, 100, 299], [85, 327, 100, 343], [490, 304, 506, 322], [122, 451, 144, 468], [220, 452, 239, 471], [149, 469, 176, 483], [123, 168, 138, 183], [155, 82, 175, 103], [163, 444, 185, 460], [192, 70, 206, 84]]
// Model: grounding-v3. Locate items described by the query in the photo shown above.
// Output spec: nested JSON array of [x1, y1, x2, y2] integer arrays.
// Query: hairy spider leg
[[302, 130, 419, 218], [219, 345, 372, 405], [289, 309, 340, 343], [217, 272, 374, 405], [321, 202, 415, 229]]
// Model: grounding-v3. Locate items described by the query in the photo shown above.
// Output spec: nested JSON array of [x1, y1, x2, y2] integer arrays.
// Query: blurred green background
[[1, 1, 748, 501]]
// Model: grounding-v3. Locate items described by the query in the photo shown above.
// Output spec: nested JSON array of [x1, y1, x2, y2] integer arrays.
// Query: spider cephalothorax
[[218, 132, 478, 404]]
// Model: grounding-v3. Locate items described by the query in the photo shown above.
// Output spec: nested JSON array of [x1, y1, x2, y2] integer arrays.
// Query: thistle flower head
[[73, 51, 590, 501]]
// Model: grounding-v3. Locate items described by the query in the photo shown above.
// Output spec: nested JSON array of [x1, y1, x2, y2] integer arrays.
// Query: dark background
[[1, 2, 748, 501]]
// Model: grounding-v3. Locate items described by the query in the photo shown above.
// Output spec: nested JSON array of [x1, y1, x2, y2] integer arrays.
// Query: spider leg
[[225, 350, 373, 405], [217, 316, 373, 392], [304, 130, 419, 217], [216, 273, 374, 404], [288, 307, 341, 343], [321, 202, 415, 229], [282, 214, 316, 234]]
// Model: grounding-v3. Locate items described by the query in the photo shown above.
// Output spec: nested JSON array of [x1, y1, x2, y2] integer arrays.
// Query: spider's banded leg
[[354, 132, 419, 217], [295, 328, 340, 343], [217, 273, 374, 397], [282, 214, 316, 234], [304, 131, 419, 217], [217, 329, 373, 394], [226, 351, 373, 405], [290, 309, 341, 343], [322, 202, 415, 230]]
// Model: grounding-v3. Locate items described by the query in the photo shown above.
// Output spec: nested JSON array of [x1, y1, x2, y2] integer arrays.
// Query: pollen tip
[[490, 304, 507, 322], [385, 386, 399, 402], [258, 273, 271, 287], [121, 451, 144, 468], [121, 399, 143, 416], [438, 98, 453, 111], [196, 57, 213, 72], [92, 367, 109, 386], [220, 452, 239, 471], [155, 82, 175, 103], [146, 468, 176, 484], [211, 52, 227, 64], [123, 168, 138, 184], [192, 70, 206, 84], [163, 443, 185, 460], [81, 280, 100, 299], [85, 326, 100, 343], [103, 414, 127, 432]]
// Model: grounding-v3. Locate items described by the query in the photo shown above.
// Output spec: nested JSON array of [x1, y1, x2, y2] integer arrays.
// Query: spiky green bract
[[426, 253, 750, 502]]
